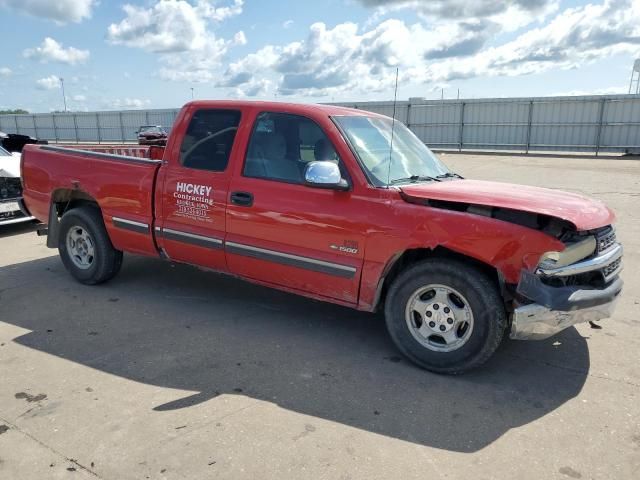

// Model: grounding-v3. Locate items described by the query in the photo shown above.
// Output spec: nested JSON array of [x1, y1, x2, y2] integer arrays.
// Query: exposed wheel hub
[[424, 302, 455, 333]]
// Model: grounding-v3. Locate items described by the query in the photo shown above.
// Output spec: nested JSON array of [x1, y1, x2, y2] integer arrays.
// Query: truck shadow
[[1, 254, 591, 453]]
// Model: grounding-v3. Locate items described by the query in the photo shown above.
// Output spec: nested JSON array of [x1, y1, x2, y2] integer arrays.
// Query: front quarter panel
[[358, 197, 566, 311]]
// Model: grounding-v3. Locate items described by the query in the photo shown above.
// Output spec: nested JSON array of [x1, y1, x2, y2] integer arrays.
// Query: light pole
[[190, 87, 194, 100], [60, 77, 67, 112], [629, 59, 640, 94]]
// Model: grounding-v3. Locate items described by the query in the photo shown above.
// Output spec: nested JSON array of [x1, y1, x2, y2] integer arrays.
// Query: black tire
[[58, 206, 123, 285], [384, 258, 506, 374]]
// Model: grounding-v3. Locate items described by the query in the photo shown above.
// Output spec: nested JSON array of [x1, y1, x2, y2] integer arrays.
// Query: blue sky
[[0, 0, 638, 113]]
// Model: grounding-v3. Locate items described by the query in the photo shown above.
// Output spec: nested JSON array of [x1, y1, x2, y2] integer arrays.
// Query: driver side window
[[179, 109, 241, 171], [243, 111, 341, 184]]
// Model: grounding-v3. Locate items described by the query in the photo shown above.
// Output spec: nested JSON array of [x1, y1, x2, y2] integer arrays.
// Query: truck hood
[[0, 154, 21, 178], [399, 179, 614, 231]]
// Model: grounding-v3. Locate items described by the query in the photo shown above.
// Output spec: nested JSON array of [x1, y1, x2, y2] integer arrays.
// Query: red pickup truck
[[21, 101, 623, 373]]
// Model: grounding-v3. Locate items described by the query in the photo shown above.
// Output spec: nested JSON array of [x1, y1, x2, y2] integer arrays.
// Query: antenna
[[60, 77, 67, 112], [387, 67, 399, 188]]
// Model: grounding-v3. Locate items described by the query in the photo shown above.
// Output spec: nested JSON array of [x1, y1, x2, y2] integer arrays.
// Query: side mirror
[[304, 161, 349, 191]]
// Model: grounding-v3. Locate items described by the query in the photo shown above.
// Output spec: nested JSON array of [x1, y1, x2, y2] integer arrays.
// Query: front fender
[[357, 204, 565, 311]]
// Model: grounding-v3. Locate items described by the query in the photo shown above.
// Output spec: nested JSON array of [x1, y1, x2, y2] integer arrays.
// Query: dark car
[[137, 125, 168, 146], [0, 131, 48, 153]]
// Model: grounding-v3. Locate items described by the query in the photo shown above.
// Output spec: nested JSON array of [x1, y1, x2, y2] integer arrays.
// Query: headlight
[[538, 236, 596, 269]]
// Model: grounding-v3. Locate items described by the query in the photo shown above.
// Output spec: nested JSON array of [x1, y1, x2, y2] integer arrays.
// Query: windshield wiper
[[436, 172, 464, 180], [390, 175, 442, 185]]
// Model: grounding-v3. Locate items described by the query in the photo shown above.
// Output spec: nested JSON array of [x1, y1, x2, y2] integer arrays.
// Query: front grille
[[538, 225, 622, 288], [596, 227, 616, 254], [0, 177, 22, 199], [603, 257, 622, 279]]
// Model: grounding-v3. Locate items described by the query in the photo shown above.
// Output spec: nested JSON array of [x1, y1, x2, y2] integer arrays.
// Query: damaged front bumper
[[510, 242, 623, 340]]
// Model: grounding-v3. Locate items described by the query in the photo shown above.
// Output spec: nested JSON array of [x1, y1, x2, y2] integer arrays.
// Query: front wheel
[[58, 206, 123, 285], [384, 259, 506, 374]]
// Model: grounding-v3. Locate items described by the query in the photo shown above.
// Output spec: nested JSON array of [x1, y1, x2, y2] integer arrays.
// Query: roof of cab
[[183, 100, 386, 118]]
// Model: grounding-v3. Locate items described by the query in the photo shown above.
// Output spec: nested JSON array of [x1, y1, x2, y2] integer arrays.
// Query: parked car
[[21, 100, 623, 373], [0, 145, 35, 225], [0, 131, 47, 153], [137, 125, 168, 145]]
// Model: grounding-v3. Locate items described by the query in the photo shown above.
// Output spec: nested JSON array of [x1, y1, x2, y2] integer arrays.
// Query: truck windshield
[[333, 115, 450, 187], [0, 146, 10, 156]]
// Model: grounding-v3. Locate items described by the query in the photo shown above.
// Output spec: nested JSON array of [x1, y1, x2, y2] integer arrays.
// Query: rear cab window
[[179, 109, 241, 172]]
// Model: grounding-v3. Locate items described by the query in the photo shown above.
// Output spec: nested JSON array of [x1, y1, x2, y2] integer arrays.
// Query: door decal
[[173, 182, 214, 223]]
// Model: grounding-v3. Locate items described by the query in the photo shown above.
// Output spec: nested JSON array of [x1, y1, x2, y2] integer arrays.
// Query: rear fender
[[46, 188, 100, 248]]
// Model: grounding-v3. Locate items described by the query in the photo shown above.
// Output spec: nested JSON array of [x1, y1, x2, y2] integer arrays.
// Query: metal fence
[[334, 94, 640, 154], [0, 108, 181, 144], [1, 94, 639, 154]]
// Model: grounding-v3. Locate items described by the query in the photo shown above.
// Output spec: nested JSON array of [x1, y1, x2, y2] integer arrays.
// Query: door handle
[[230, 191, 254, 207]]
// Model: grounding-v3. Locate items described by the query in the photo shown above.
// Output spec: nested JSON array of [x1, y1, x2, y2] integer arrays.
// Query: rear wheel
[[384, 258, 506, 374], [58, 206, 123, 285]]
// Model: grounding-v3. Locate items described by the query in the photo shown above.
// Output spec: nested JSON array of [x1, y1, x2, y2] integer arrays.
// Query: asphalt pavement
[[1, 152, 638, 479]]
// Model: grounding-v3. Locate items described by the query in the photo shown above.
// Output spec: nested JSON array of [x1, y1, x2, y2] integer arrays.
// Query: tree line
[[0, 109, 29, 115]]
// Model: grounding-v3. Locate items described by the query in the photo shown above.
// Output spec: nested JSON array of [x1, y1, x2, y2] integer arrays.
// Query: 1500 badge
[[330, 241, 359, 254]]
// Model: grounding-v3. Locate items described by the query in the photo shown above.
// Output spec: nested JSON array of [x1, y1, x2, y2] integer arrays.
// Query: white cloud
[[72, 94, 87, 102], [424, 0, 640, 83], [218, 44, 281, 92], [108, 1, 209, 53], [220, 20, 432, 96], [111, 98, 152, 109], [0, 0, 95, 24], [108, 0, 245, 84], [36, 75, 61, 90], [24, 38, 90, 65], [359, 0, 561, 69], [155, 27, 247, 83], [283, 19, 294, 29], [552, 86, 629, 96], [229, 78, 273, 98], [103, 0, 640, 98], [359, 0, 557, 23], [0, 67, 11, 77], [233, 31, 247, 46], [107, 0, 243, 53], [217, 0, 640, 97], [197, 0, 243, 21]]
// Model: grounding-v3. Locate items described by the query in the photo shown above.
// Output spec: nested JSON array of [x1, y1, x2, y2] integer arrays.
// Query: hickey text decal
[[173, 182, 214, 222]]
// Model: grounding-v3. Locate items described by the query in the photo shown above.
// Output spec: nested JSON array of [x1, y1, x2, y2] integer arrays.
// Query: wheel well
[[51, 188, 100, 216], [47, 189, 101, 248], [374, 246, 505, 312]]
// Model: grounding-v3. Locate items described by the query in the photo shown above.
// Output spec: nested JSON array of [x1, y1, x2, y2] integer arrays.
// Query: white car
[[0, 146, 35, 225]]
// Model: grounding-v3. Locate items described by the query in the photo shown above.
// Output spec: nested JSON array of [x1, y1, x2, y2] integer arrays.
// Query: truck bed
[[54, 144, 164, 160], [21, 144, 163, 257]]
